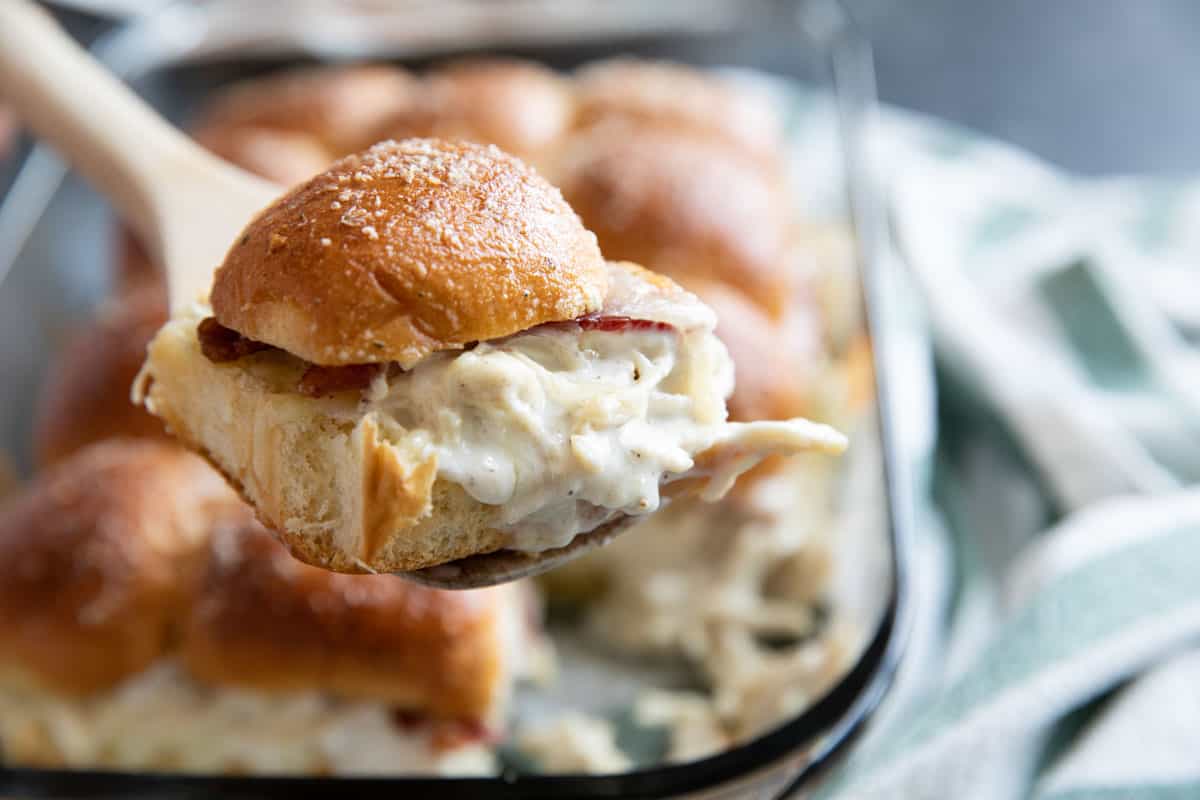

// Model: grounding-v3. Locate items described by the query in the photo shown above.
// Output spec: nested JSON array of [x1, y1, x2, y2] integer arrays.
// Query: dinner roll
[[181, 519, 519, 721], [0, 443, 531, 774], [376, 58, 574, 166], [687, 279, 817, 423], [139, 263, 719, 574], [551, 121, 800, 318], [0, 440, 238, 696], [191, 64, 420, 156], [210, 138, 607, 367], [33, 285, 170, 467], [574, 58, 785, 159]]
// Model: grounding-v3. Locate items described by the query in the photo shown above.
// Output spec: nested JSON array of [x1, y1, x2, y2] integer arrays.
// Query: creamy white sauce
[[0, 663, 493, 775], [159, 265, 845, 555], [354, 264, 846, 553], [368, 324, 734, 551]]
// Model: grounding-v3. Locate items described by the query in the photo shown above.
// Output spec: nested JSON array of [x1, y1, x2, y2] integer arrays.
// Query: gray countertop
[[857, 0, 1200, 175]]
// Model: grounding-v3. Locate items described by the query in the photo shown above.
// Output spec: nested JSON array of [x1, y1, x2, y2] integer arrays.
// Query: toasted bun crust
[[552, 121, 799, 318], [686, 279, 814, 422], [211, 139, 607, 366], [375, 58, 575, 165], [33, 286, 171, 468], [192, 64, 420, 156], [574, 58, 784, 157], [0, 440, 238, 695], [181, 520, 513, 719], [193, 124, 333, 188]]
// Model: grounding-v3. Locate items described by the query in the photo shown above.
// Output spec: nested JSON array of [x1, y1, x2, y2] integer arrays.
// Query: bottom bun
[[138, 311, 512, 573], [138, 309, 513, 575], [0, 662, 494, 776]]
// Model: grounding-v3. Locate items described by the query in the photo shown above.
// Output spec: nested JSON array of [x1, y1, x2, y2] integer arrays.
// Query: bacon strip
[[296, 363, 383, 397], [197, 313, 672, 398], [197, 317, 273, 362], [537, 314, 676, 336], [575, 314, 676, 334]]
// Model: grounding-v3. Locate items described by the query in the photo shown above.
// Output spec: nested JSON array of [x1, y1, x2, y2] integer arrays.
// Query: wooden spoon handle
[[0, 0, 192, 248], [0, 0, 280, 311]]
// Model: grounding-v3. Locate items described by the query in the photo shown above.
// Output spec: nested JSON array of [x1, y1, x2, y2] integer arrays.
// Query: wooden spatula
[[0, 0, 280, 312]]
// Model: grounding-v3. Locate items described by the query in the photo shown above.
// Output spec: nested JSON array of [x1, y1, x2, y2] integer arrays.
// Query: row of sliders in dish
[[129, 56, 851, 577], [0, 437, 532, 773], [0, 57, 862, 774]]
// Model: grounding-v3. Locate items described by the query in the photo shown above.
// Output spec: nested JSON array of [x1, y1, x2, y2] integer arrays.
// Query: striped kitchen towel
[[815, 100, 1200, 799]]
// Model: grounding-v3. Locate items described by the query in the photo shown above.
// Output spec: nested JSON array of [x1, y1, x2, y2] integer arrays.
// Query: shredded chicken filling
[[193, 261, 845, 554]]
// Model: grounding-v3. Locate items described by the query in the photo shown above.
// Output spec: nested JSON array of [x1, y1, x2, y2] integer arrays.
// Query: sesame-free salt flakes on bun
[[210, 139, 607, 368]]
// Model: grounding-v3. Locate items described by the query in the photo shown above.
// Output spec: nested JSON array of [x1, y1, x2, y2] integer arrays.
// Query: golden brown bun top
[[34, 285, 170, 468], [376, 58, 575, 165], [553, 121, 800, 318], [191, 58, 805, 329], [193, 124, 333, 188], [0, 439, 517, 719], [211, 138, 607, 366], [574, 58, 784, 157], [0, 440, 239, 696], [687, 279, 815, 423], [181, 520, 512, 720], [192, 64, 420, 156]]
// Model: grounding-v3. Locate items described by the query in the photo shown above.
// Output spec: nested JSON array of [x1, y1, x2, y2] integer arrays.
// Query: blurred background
[[6, 0, 1200, 175], [863, 0, 1200, 175], [1, 2, 1198, 797]]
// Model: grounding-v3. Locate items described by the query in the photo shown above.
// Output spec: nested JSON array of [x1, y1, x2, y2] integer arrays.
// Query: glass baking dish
[[0, 1, 912, 797]]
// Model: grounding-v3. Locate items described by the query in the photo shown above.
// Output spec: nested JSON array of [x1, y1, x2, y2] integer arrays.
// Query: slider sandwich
[[137, 138, 845, 574], [184, 59, 834, 452], [0, 439, 532, 775]]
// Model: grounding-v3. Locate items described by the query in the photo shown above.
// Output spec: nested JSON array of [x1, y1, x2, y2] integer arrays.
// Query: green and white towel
[[817, 102, 1200, 799]]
